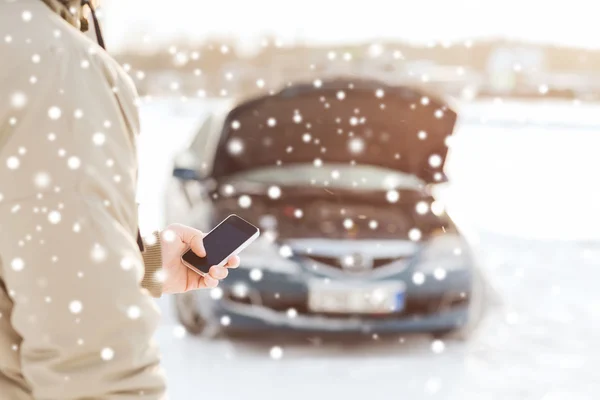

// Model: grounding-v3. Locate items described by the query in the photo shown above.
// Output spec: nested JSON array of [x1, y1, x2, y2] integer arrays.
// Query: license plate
[[308, 280, 406, 314]]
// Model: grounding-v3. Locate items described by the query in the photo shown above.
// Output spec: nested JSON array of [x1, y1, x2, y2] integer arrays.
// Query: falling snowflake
[[267, 186, 281, 199], [48, 210, 61, 224], [313, 79, 322, 88], [269, 346, 283, 360], [302, 133, 312, 143], [293, 113, 302, 124], [67, 156, 81, 170], [336, 91, 346, 100], [119, 256, 135, 270], [431, 340, 445, 354], [256, 79, 265, 88], [331, 170, 340, 179], [238, 195, 252, 209], [100, 347, 114, 361], [420, 97, 430, 106], [428, 154, 442, 168], [71, 108, 84, 119], [434, 109, 444, 119], [81, 59, 90, 69], [348, 138, 365, 154], [343, 218, 354, 229], [412, 272, 425, 285], [32, 54, 41, 63], [127, 305, 141, 320], [48, 106, 61, 120], [434, 268, 447, 280], [69, 300, 83, 314], [279, 245, 293, 258], [220, 184, 235, 196], [294, 209, 303, 218], [6, 156, 20, 170], [173, 325, 186, 338], [425, 377, 442, 394], [92, 132, 106, 146], [10, 92, 27, 109], [227, 138, 244, 155], [11, 258, 24, 272], [91, 244, 107, 263], [386, 190, 399, 203], [249, 269, 263, 282], [313, 158, 323, 167], [415, 201, 429, 215], [538, 84, 549, 94], [267, 117, 277, 127], [230, 120, 241, 130], [418, 130, 427, 140], [32, 172, 51, 189], [154, 270, 166, 283], [431, 201, 445, 216], [409, 228, 422, 241], [162, 229, 177, 243], [210, 287, 223, 300], [368, 220, 378, 229], [287, 308, 298, 318], [220, 315, 231, 326]]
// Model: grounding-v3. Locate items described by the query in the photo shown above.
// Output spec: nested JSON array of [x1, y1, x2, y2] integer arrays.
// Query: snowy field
[[136, 98, 600, 400]]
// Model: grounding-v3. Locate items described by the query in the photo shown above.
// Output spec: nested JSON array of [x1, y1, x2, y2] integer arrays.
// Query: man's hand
[[158, 223, 240, 294]]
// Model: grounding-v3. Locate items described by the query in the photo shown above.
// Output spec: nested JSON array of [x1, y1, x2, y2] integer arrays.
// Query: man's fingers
[[202, 275, 219, 288], [209, 266, 228, 280], [167, 224, 205, 252], [226, 255, 240, 269]]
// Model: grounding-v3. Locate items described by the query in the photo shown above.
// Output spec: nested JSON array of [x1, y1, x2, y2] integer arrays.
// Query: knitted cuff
[[140, 231, 164, 298]]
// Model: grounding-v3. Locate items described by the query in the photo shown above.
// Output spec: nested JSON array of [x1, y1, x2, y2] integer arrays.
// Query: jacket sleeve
[[0, 45, 166, 398]]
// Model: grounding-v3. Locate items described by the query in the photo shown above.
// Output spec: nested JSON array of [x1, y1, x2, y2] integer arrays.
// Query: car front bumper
[[199, 267, 472, 334]]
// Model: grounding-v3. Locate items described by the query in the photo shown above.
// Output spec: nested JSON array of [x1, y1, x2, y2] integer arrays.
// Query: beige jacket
[[0, 0, 167, 398]]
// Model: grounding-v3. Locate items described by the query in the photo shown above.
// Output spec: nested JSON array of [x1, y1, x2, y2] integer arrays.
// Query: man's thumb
[[190, 234, 206, 258]]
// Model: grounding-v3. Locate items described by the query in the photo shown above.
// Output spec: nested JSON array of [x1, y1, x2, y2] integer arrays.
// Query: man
[[0, 0, 239, 398]]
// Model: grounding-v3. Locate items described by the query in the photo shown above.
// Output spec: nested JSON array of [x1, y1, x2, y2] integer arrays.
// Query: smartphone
[[181, 214, 260, 276]]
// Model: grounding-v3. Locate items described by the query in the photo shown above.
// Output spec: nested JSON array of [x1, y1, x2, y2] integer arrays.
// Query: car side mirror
[[172, 168, 201, 181]]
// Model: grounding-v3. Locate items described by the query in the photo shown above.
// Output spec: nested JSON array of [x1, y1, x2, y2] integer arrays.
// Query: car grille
[[303, 254, 407, 271]]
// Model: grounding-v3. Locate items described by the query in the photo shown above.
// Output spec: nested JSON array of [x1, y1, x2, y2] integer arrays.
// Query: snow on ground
[[137, 98, 600, 400]]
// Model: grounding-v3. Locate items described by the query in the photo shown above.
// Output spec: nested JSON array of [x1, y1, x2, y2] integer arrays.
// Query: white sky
[[100, 0, 600, 52]]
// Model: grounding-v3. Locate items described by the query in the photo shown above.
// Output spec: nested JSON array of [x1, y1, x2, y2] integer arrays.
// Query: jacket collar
[[41, 0, 88, 31]]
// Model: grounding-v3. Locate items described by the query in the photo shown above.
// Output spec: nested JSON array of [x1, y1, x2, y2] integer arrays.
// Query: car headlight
[[415, 232, 470, 274], [237, 233, 300, 275]]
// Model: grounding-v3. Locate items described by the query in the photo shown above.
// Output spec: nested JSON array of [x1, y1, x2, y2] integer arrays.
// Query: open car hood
[[211, 78, 457, 184]]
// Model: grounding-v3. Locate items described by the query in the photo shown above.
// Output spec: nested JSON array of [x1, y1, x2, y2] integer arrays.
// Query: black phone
[[181, 214, 260, 275]]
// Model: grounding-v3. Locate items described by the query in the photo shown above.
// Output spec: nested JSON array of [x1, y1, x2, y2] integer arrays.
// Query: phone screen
[[182, 215, 258, 274]]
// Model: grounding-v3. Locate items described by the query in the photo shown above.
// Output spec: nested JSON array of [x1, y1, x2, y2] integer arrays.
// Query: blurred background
[[96, 1, 600, 399]]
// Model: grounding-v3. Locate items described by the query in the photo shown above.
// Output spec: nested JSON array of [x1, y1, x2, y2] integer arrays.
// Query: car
[[165, 78, 484, 339]]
